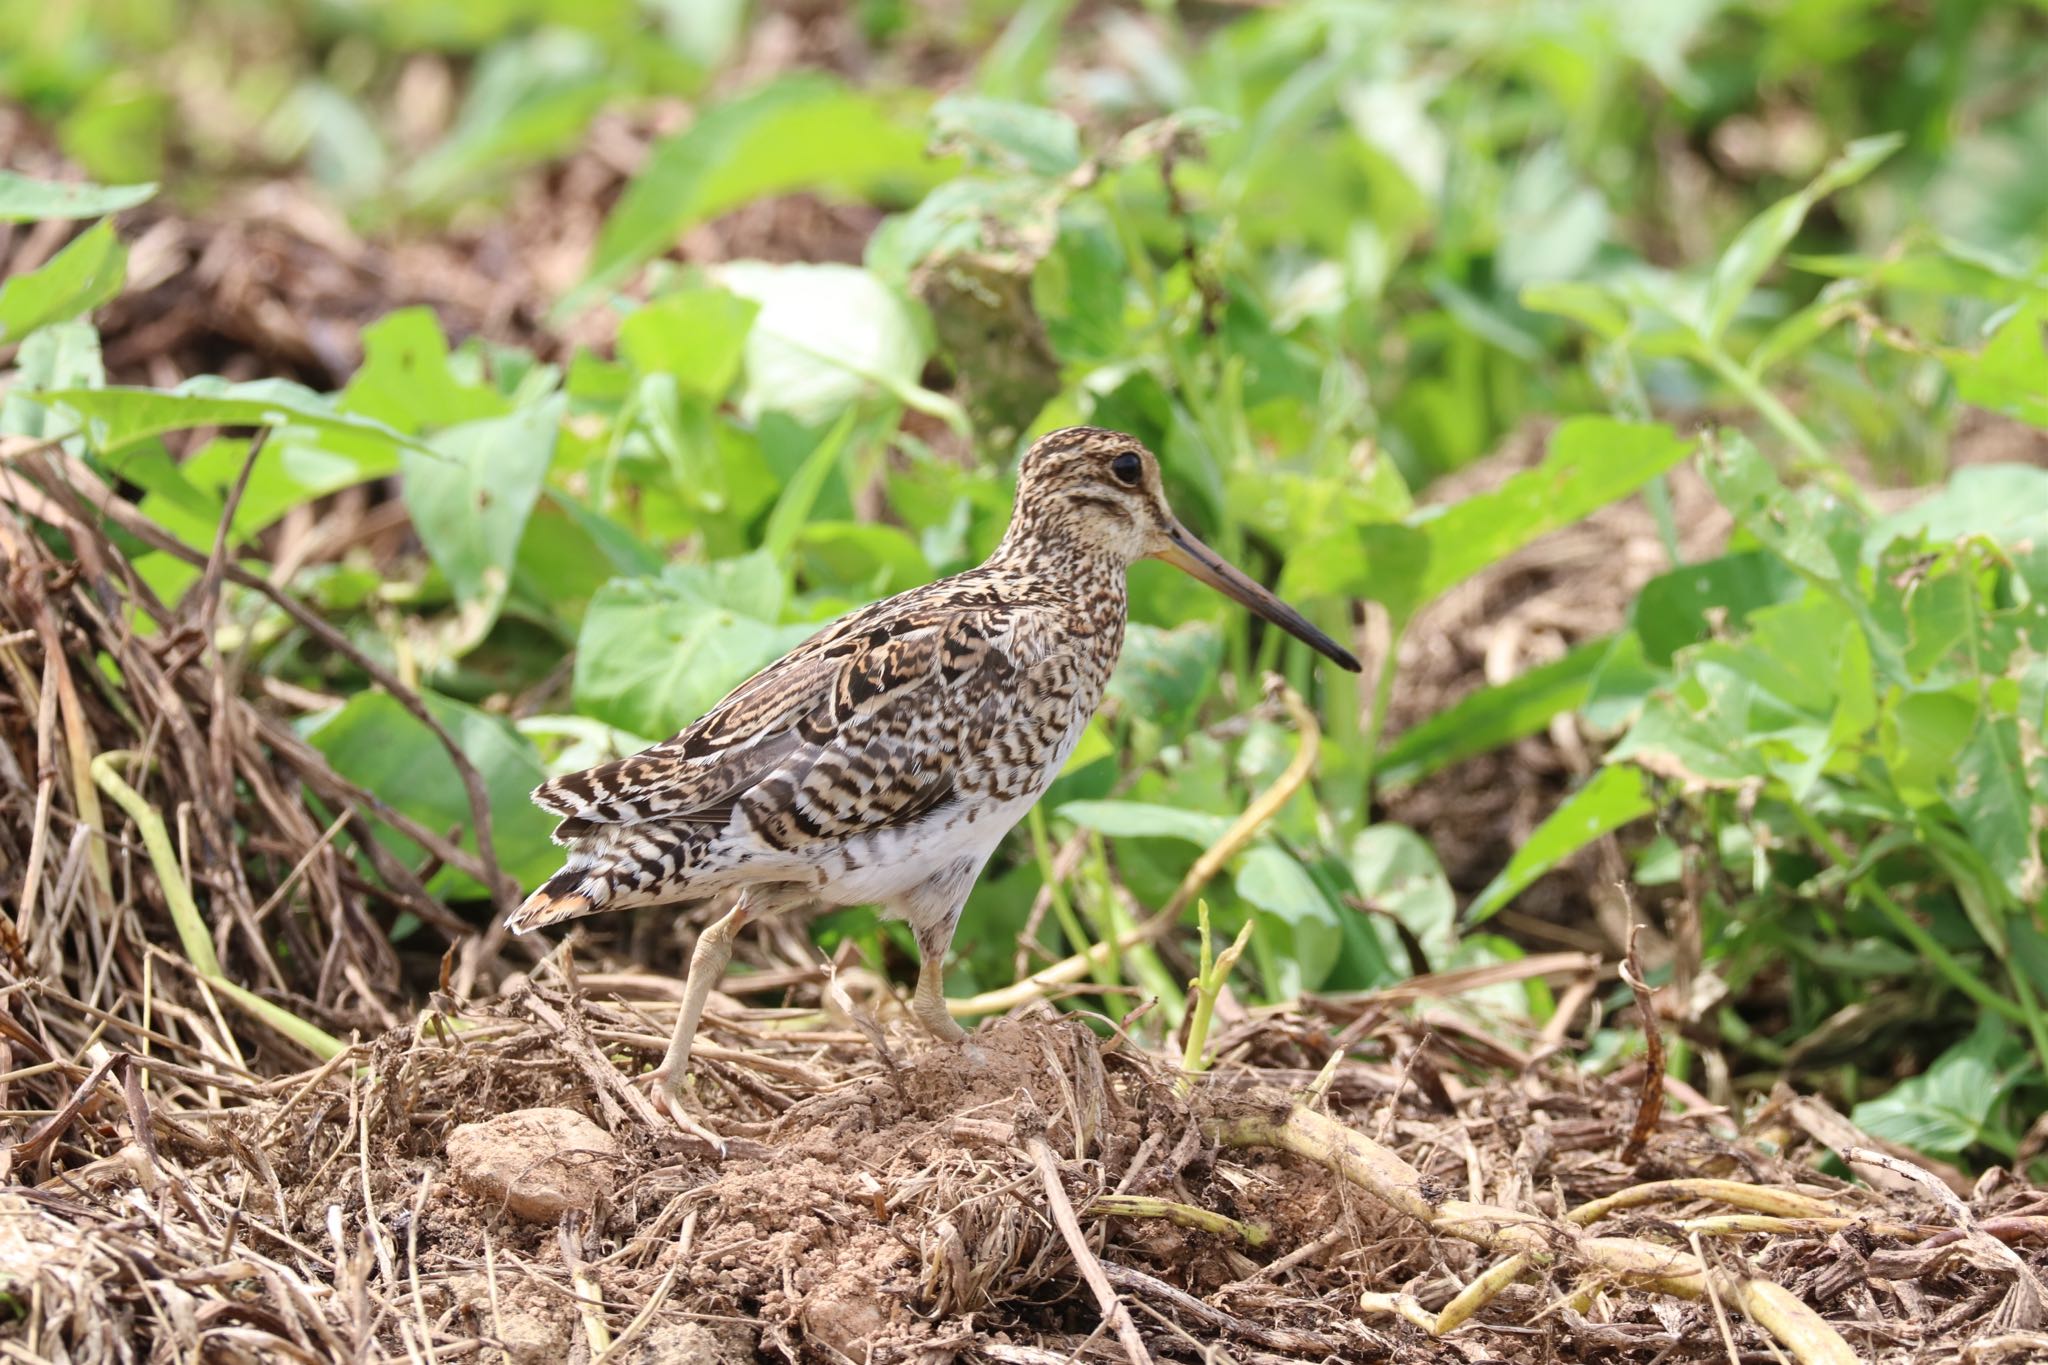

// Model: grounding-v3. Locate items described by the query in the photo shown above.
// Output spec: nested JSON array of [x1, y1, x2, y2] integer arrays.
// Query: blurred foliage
[[5, 0, 2048, 1169]]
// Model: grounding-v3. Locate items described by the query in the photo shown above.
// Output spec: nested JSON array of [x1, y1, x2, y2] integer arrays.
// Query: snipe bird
[[507, 426, 1361, 1111]]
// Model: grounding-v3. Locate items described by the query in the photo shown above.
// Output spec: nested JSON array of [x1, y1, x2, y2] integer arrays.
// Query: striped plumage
[[509, 426, 1361, 1114]]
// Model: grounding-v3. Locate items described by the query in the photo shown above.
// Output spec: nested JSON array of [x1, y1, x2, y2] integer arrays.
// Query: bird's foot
[[635, 1065, 728, 1156]]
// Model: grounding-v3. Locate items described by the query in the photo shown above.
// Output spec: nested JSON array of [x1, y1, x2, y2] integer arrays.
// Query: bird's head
[[1007, 426, 1362, 672]]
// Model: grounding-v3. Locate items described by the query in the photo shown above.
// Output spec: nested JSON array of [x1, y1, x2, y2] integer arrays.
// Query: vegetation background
[[5, 0, 2048, 1184]]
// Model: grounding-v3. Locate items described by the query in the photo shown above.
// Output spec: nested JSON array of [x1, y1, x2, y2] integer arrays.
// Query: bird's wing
[[532, 597, 1053, 844]]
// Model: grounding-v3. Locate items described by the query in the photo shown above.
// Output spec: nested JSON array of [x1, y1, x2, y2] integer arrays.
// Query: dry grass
[[5, 449, 2048, 1362]]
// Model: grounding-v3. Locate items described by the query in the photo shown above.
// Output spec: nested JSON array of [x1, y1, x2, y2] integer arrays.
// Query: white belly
[[815, 714, 1090, 909]]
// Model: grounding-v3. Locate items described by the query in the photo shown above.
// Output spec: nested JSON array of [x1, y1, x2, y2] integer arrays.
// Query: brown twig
[[1619, 917, 1663, 1164], [1025, 1135, 1153, 1365]]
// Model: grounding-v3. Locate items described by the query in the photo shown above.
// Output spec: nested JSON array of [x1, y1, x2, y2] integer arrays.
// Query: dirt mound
[[9, 973, 2047, 1362]]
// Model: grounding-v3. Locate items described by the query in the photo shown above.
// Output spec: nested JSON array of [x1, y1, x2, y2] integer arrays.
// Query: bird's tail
[[504, 861, 613, 934], [504, 823, 713, 935]]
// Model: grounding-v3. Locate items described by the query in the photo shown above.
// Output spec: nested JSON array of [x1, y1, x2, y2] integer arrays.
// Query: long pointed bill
[[1155, 522, 1362, 672]]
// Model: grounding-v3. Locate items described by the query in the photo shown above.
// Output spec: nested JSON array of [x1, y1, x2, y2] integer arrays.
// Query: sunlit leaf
[[1378, 640, 1608, 788], [0, 219, 126, 342], [1467, 766, 1654, 923], [1701, 133, 1902, 342], [576, 77, 942, 306], [300, 690, 562, 898], [399, 397, 563, 646], [0, 171, 155, 222], [571, 552, 818, 737]]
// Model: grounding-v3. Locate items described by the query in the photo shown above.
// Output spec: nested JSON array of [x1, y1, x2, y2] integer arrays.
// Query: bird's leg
[[651, 894, 751, 1111], [912, 951, 969, 1044]]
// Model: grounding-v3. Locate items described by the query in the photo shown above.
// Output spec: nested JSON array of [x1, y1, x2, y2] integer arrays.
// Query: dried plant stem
[[1212, 1105, 1859, 1365], [91, 751, 345, 1061], [955, 682, 1319, 1019], [1026, 1135, 1154, 1365], [1089, 1194, 1270, 1248]]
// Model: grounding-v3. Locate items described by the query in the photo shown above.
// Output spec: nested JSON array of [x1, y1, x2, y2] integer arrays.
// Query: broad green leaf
[[399, 398, 562, 646], [618, 285, 760, 398], [1335, 418, 1692, 619], [1106, 622, 1223, 732], [0, 321, 104, 440], [1237, 844, 1343, 995], [1348, 825, 1456, 962], [761, 407, 861, 562], [1953, 714, 2043, 905], [796, 521, 932, 599], [400, 31, 615, 205], [342, 309, 512, 434], [300, 690, 561, 898], [718, 262, 930, 425], [1701, 133, 1902, 342], [1949, 297, 2048, 429], [931, 95, 1082, 176], [1851, 1015, 2022, 1160], [571, 552, 817, 737], [1700, 431, 1865, 593], [0, 172, 155, 222], [1868, 463, 2048, 557], [576, 77, 940, 306], [1632, 549, 1806, 665], [1057, 800, 1234, 847], [1519, 279, 1630, 341], [0, 219, 126, 342], [1468, 766, 1654, 922], [42, 378, 427, 458], [1377, 639, 1608, 788], [1495, 144, 1609, 292]]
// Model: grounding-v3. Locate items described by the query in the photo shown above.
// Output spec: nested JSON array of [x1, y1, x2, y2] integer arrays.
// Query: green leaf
[[1106, 622, 1223, 732], [1948, 297, 2048, 429], [0, 172, 155, 222], [576, 77, 940, 306], [1851, 1014, 2022, 1161], [761, 407, 860, 562], [1338, 418, 1692, 619], [796, 521, 932, 598], [342, 309, 512, 434], [400, 31, 615, 206], [618, 285, 760, 398], [1632, 549, 1806, 665], [1468, 766, 1654, 923], [1057, 800, 1234, 847], [1377, 639, 1608, 788], [399, 398, 562, 646], [1701, 132, 1902, 343], [931, 95, 1082, 176], [1867, 463, 2048, 553], [299, 690, 562, 898], [42, 378, 428, 458], [1237, 844, 1343, 995], [1953, 714, 2044, 905], [718, 262, 931, 425], [1348, 825, 1456, 963], [0, 219, 126, 342], [571, 553, 818, 737], [0, 321, 104, 441]]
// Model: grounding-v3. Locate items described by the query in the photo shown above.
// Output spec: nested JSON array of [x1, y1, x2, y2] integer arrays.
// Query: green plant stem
[[1178, 901, 1254, 1096], [1357, 616, 1405, 803], [1028, 807, 1101, 981], [1787, 803, 2025, 1026], [1089, 1193, 1270, 1247], [92, 751, 346, 1061], [1699, 348, 1871, 514]]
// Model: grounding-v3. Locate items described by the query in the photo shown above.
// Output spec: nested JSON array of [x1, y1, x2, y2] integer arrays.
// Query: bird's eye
[[1109, 452, 1143, 486]]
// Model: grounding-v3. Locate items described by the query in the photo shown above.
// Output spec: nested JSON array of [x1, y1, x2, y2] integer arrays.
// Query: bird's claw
[[635, 1066, 727, 1156]]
